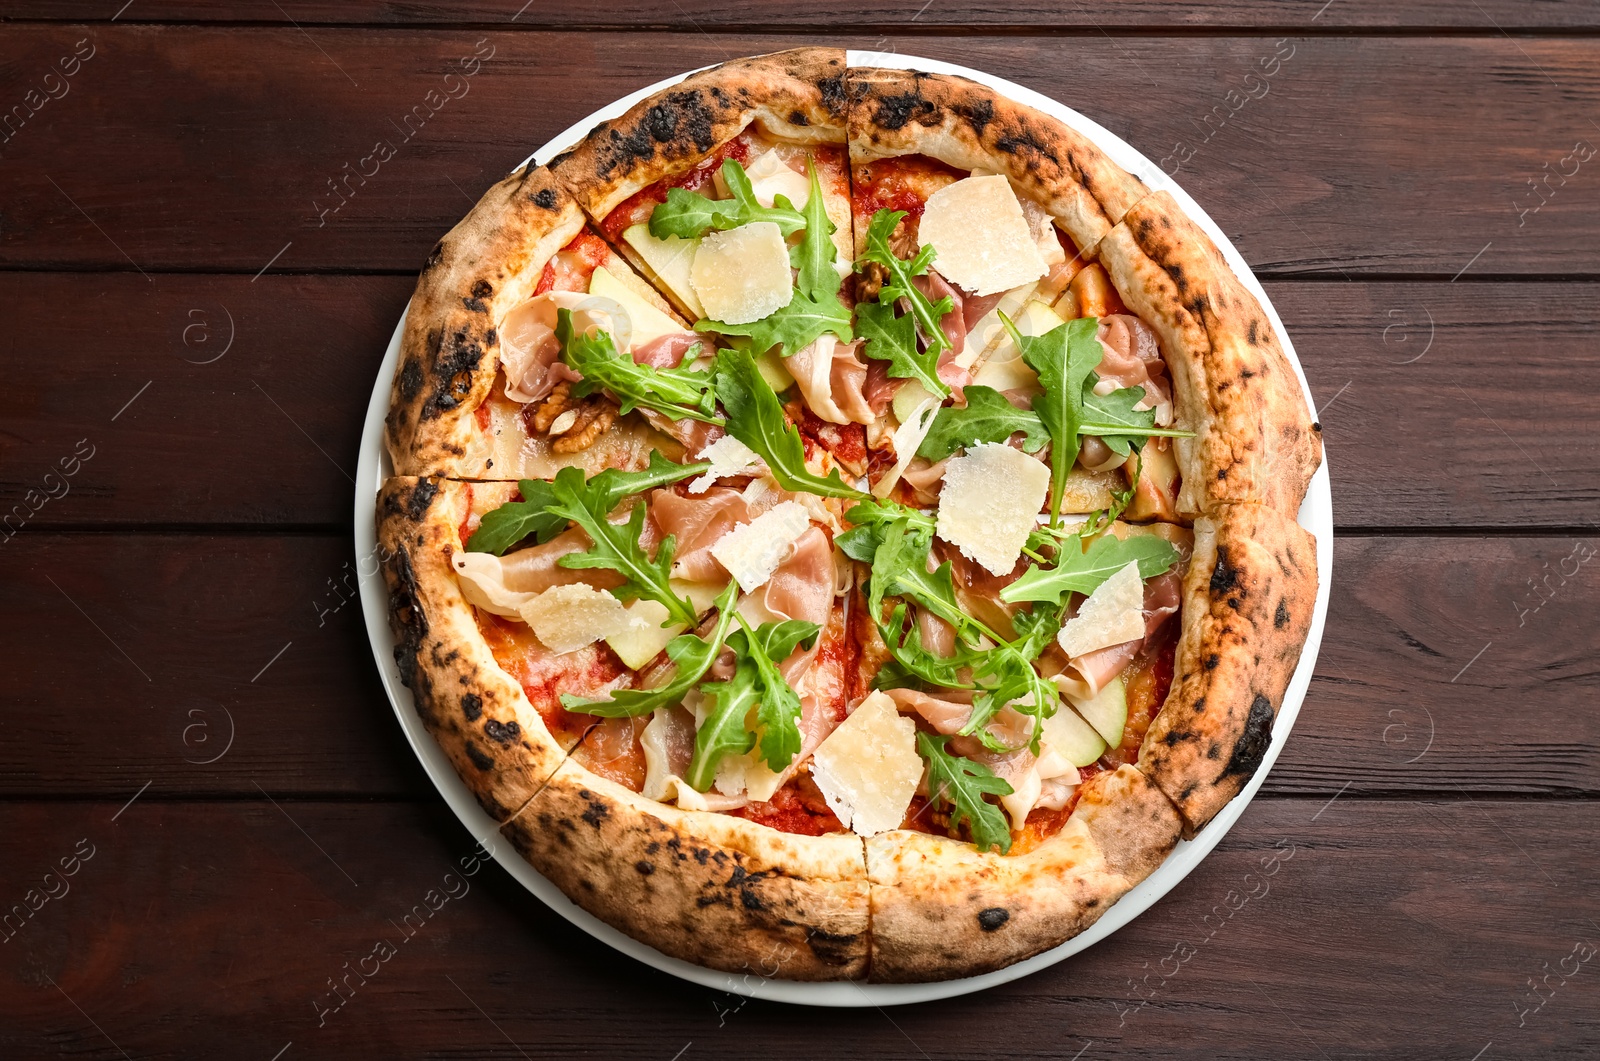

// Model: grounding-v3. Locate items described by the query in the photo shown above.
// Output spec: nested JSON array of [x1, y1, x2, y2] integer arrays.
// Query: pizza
[[377, 48, 1322, 983]]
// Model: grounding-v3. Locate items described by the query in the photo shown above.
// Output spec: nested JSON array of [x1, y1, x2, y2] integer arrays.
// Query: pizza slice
[[550, 48, 879, 483], [385, 166, 714, 481]]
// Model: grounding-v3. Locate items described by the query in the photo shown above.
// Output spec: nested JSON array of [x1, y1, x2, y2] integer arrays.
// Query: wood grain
[[5, 0, 1598, 29], [0, 798, 1593, 1059], [1, 532, 1594, 798], [0, 28, 1597, 275], [3, 273, 1595, 529]]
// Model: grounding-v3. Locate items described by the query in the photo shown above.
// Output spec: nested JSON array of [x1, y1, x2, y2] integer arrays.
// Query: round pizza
[[377, 48, 1322, 983]]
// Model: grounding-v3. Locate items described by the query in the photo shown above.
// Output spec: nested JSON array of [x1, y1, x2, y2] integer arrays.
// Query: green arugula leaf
[[837, 497, 935, 563], [790, 161, 842, 302], [1011, 314, 1103, 527], [855, 300, 950, 400], [1001, 529, 1180, 605], [685, 659, 760, 791], [713, 347, 867, 499], [871, 602, 983, 690], [916, 385, 1048, 462], [561, 583, 740, 717], [870, 521, 971, 638], [467, 452, 708, 555], [559, 311, 721, 425], [542, 468, 697, 625], [696, 287, 852, 359], [648, 158, 806, 241], [857, 209, 953, 355], [733, 616, 821, 771], [917, 732, 1015, 854], [1079, 382, 1157, 458]]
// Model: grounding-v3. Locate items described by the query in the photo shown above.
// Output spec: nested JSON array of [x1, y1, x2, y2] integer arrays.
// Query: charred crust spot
[[645, 841, 660, 855], [1162, 728, 1197, 746], [406, 478, 439, 520], [1225, 695, 1275, 779], [399, 358, 424, 401], [578, 790, 609, 827], [694, 848, 710, 865], [873, 90, 933, 131], [1248, 318, 1262, 345], [422, 334, 486, 419], [1194, 697, 1206, 712], [463, 278, 493, 313], [1179, 781, 1197, 801], [1275, 600, 1291, 629], [424, 241, 445, 270], [789, 109, 808, 126], [482, 718, 520, 744], [601, 90, 717, 176], [963, 97, 995, 136], [1209, 546, 1240, 596], [817, 74, 846, 116], [740, 888, 766, 912], [976, 907, 1010, 932], [1204, 653, 1220, 671], [464, 740, 494, 772], [1086, 897, 1099, 908], [387, 546, 426, 689], [461, 693, 483, 722], [1206, 741, 1222, 760], [1240, 368, 1256, 380], [996, 128, 1058, 165], [532, 187, 557, 209], [635, 860, 654, 876]]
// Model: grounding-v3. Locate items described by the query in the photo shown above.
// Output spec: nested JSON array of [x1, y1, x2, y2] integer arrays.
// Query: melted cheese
[[809, 692, 921, 837], [918, 176, 1049, 296], [935, 442, 1051, 576], [690, 221, 793, 325], [1057, 560, 1146, 657]]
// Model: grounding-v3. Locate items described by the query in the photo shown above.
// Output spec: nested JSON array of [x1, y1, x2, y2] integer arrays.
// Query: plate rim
[[353, 50, 1333, 1008]]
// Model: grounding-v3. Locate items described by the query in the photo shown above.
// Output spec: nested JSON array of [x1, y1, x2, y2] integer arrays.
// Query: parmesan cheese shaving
[[1057, 560, 1147, 657], [519, 583, 641, 654], [689, 435, 764, 494], [935, 442, 1051, 576], [710, 501, 811, 592], [809, 692, 921, 837], [918, 176, 1050, 296], [690, 221, 793, 326], [873, 392, 942, 498]]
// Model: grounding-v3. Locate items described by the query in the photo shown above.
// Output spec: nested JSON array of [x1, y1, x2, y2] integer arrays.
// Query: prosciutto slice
[[455, 526, 625, 610], [1095, 314, 1174, 425], [649, 487, 751, 584], [499, 291, 589, 403], [784, 335, 876, 426], [1057, 569, 1183, 696]]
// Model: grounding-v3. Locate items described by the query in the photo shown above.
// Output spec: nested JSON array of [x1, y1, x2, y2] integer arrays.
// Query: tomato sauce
[[533, 228, 612, 295], [734, 780, 845, 837], [474, 613, 629, 744], [850, 155, 965, 224]]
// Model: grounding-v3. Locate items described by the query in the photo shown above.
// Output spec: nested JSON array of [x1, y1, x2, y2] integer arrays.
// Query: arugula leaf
[[855, 300, 950, 400], [559, 311, 721, 425], [561, 583, 740, 717], [696, 288, 852, 359], [1010, 314, 1103, 527], [685, 660, 760, 791], [467, 452, 708, 555], [918, 732, 1014, 854], [870, 521, 971, 637], [790, 161, 842, 302], [733, 616, 821, 770], [542, 468, 696, 625], [916, 385, 1048, 462], [713, 347, 867, 499], [1001, 529, 1180, 605], [837, 497, 935, 563], [648, 158, 806, 240], [1078, 382, 1157, 458], [857, 209, 953, 355], [872, 603, 983, 690]]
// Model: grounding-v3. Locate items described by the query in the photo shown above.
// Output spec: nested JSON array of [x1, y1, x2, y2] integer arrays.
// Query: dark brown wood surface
[[2, 6, 1596, 1059]]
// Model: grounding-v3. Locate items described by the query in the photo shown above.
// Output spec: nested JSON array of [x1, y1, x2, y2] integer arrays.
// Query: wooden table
[[2, 4, 1597, 1058]]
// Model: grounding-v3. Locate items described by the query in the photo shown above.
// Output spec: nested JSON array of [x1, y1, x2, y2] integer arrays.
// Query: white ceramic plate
[[355, 51, 1333, 1008]]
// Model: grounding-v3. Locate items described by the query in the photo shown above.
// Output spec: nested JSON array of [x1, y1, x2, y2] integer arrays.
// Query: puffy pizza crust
[[1139, 503, 1318, 837], [376, 476, 584, 823], [550, 47, 849, 222], [385, 166, 586, 478], [1096, 191, 1323, 518], [500, 762, 871, 981], [846, 66, 1151, 259], [867, 765, 1181, 981]]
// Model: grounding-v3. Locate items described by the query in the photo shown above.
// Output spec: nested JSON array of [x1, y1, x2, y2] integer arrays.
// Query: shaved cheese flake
[[809, 692, 921, 837], [690, 221, 793, 326], [1057, 560, 1146, 657], [519, 583, 641, 654], [744, 149, 812, 210], [918, 176, 1049, 296], [639, 710, 676, 801], [662, 776, 708, 812], [710, 501, 811, 592], [689, 435, 764, 493], [935, 442, 1051, 576], [873, 392, 942, 498], [1018, 196, 1068, 269], [1000, 764, 1041, 830]]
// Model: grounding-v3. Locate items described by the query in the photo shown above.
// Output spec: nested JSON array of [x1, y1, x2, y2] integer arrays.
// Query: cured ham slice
[[649, 487, 752, 584], [784, 335, 876, 426]]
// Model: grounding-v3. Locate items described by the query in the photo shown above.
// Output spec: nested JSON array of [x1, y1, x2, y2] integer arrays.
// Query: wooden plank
[[5, 0, 1598, 28], [0, 797, 1593, 1058], [1, 532, 1595, 798], [3, 273, 1596, 529], [1, 28, 1598, 275]]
